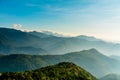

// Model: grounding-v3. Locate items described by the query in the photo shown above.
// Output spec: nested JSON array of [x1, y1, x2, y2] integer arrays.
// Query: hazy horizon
[[1, 0, 120, 42], [1, 1, 120, 79]]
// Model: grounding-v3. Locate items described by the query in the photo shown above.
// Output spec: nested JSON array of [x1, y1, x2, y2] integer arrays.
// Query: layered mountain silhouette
[[76, 35, 101, 41], [0, 28, 47, 54], [1, 28, 120, 79], [1, 28, 120, 55], [100, 74, 120, 80], [29, 31, 54, 38], [110, 55, 120, 61], [0, 49, 119, 77], [0, 62, 97, 80]]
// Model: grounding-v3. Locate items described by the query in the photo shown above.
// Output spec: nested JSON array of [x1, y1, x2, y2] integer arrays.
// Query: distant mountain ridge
[[0, 28, 47, 54], [76, 35, 102, 41], [100, 74, 120, 80], [0, 62, 97, 80], [29, 30, 65, 38], [29, 31, 54, 38], [110, 55, 120, 61], [1, 28, 120, 55], [0, 49, 119, 77]]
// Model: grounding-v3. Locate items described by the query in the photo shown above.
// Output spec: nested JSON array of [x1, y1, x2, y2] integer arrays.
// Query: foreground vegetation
[[0, 62, 97, 80]]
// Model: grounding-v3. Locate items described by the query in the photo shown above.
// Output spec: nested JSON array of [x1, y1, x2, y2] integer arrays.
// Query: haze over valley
[[1, 0, 120, 80], [0, 28, 120, 80]]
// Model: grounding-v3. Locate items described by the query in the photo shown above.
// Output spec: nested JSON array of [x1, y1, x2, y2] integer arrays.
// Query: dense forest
[[0, 62, 97, 80]]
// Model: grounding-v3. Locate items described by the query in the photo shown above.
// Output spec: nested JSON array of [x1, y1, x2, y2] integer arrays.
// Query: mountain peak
[[89, 48, 99, 53], [79, 48, 100, 54], [76, 35, 101, 41], [57, 62, 76, 67]]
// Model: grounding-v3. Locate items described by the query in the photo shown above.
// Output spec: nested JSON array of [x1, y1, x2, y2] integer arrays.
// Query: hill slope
[[0, 28, 47, 54], [0, 62, 97, 80], [110, 55, 120, 61], [0, 49, 119, 77], [100, 74, 120, 80]]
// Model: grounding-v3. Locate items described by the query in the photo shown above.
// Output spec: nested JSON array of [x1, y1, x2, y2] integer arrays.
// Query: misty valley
[[0, 28, 120, 80], [1, 0, 120, 79]]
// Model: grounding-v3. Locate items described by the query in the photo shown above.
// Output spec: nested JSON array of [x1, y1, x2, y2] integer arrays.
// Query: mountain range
[[0, 48, 119, 78], [1, 28, 120, 79], [1, 28, 120, 55]]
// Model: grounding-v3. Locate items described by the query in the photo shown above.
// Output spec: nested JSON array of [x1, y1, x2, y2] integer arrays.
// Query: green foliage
[[0, 62, 97, 80]]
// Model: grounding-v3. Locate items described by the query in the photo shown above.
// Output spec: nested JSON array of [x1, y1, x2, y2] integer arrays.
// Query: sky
[[1, 0, 120, 42]]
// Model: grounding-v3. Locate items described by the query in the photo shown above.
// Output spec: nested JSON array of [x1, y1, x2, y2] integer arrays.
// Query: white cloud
[[12, 24, 34, 32], [12, 24, 25, 31], [12, 24, 23, 29]]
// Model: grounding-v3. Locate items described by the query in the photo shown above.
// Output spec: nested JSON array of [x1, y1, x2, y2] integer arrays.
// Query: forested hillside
[[0, 62, 97, 80]]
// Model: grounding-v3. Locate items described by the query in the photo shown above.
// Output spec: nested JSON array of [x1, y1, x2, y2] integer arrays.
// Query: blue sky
[[1, 0, 120, 41]]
